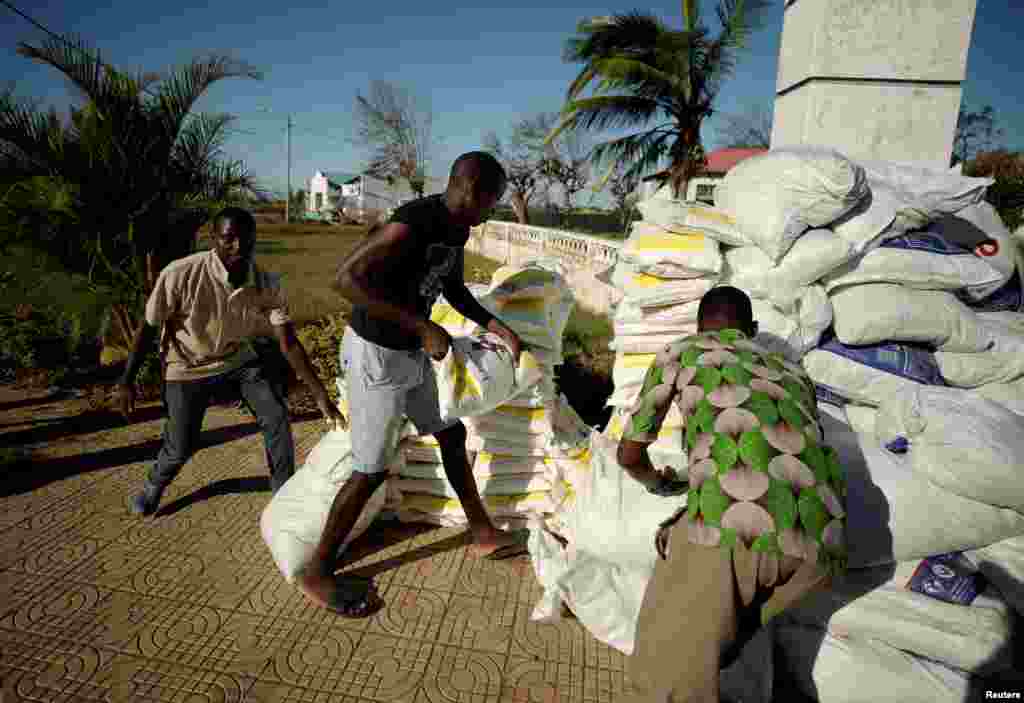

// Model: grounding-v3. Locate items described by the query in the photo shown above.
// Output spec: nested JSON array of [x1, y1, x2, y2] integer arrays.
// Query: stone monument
[[771, 0, 979, 169]]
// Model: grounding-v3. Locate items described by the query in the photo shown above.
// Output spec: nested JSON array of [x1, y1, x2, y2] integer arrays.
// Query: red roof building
[[639, 147, 768, 204]]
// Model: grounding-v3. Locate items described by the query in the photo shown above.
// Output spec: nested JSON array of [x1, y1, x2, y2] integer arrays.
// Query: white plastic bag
[[824, 229, 1005, 298], [611, 261, 718, 308], [803, 336, 946, 408], [434, 332, 544, 423], [772, 625, 971, 703], [636, 193, 751, 246], [858, 159, 994, 218], [722, 229, 853, 309], [781, 560, 1015, 674], [970, 380, 1024, 416], [830, 284, 994, 352], [618, 221, 723, 278], [260, 426, 394, 582], [715, 147, 869, 262], [844, 404, 1024, 568], [876, 385, 1024, 512], [935, 202, 1017, 300], [935, 349, 1024, 387], [750, 286, 833, 360]]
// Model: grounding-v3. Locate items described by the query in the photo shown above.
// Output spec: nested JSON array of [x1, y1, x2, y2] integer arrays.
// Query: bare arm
[[332, 222, 429, 338], [441, 248, 496, 331], [119, 322, 159, 386]]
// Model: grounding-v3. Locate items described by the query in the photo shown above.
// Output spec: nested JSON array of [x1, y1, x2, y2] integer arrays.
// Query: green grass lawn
[[212, 222, 503, 326], [242, 222, 615, 424]]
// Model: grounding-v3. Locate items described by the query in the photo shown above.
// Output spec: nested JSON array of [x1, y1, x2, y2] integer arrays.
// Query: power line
[[0, 0, 65, 43]]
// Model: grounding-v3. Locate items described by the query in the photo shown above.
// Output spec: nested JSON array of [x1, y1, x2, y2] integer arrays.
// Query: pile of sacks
[[261, 260, 591, 583], [530, 147, 1024, 701], [390, 261, 592, 531]]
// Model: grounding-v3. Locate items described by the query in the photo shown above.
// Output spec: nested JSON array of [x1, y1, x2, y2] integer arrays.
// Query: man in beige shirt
[[116, 207, 343, 516]]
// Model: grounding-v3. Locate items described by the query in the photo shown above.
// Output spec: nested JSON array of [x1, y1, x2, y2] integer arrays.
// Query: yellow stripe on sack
[[616, 353, 656, 369], [497, 297, 547, 313], [431, 305, 467, 328], [495, 406, 547, 420], [449, 358, 482, 400], [685, 206, 736, 227], [627, 233, 707, 253], [630, 273, 670, 289]]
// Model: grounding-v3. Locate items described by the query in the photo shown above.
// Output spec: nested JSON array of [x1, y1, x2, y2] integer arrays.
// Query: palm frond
[[155, 55, 262, 139], [15, 36, 128, 109], [714, 0, 772, 52], [552, 95, 662, 139], [590, 129, 676, 184], [591, 57, 691, 101]]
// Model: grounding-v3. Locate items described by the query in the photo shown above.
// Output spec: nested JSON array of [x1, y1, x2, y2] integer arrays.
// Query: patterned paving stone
[[0, 581, 117, 645], [509, 604, 587, 667], [387, 543, 466, 593], [499, 658, 624, 703], [365, 587, 449, 642], [435, 594, 516, 656], [334, 634, 432, 701], [418, 646, 504, 703], [91, 653, 255, 703], [0, 629, 115, 702], [256, 619, 363, 691]]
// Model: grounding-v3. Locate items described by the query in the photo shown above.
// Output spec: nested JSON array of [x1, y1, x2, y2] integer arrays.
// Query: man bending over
[[297, 151, 529, 617]]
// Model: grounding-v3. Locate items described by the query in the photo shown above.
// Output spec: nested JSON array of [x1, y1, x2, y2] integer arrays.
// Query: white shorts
[[340, 326, 459, 474]]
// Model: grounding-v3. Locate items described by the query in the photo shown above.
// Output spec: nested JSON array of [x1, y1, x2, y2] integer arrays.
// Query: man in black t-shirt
[[297, 152, 526, 617]]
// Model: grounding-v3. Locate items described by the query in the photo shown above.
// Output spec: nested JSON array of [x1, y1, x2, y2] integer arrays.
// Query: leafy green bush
[[0, 246, 116, 383], [296, 313, 349, 404]]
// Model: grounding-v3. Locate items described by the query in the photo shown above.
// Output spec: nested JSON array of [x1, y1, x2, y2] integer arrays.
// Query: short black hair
[[212, 207, 256, 235], [698, 285, 754, 328], [449, 151, 507, 197]]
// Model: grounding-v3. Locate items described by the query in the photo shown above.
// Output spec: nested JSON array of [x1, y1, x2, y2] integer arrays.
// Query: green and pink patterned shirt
[[621, 328, 847, 577]]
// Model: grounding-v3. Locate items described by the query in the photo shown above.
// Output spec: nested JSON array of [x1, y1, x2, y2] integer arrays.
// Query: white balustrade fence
[[467, 220, 623, 314]]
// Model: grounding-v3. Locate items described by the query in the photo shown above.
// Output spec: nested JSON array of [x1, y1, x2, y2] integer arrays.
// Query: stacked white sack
[[600, 196, 739, 429], [393, 263, 590, 530]]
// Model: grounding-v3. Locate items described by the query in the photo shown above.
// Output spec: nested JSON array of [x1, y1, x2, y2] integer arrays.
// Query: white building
[[306, 171, 445, 222]]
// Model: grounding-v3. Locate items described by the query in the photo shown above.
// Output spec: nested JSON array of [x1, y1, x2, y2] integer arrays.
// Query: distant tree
[[952, 105, 1003, 167], [352, 80, 436, 198], [600, 159, 641, 229], [963, 149, 1024, 231], [716, 104, 772, 149], [483, 114, 550, 225], [548, 1, 772, 200], [289, 188, 307, 216], [522, 112, 591, 226]]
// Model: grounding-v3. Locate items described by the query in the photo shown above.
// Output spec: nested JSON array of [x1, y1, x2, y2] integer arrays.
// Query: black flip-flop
[[483, 528, 531, 561], [325, 575, 383, 619]]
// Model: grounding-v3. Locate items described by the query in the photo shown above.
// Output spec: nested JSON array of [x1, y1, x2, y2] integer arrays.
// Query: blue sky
[[4, 0, 1023, 208]]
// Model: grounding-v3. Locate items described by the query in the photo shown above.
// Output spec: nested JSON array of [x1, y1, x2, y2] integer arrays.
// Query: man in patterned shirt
[[617, 286, 846, 702]]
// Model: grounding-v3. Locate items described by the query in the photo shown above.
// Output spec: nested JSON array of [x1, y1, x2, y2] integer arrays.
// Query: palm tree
[[547, 0, 771, 200], [0, 36, 261, 351]]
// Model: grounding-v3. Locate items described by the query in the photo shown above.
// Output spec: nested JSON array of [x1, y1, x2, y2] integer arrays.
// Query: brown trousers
[[623, 521, 830, 703]]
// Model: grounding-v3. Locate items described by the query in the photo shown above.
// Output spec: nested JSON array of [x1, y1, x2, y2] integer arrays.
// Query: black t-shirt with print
[[350, 194, 469, 350]]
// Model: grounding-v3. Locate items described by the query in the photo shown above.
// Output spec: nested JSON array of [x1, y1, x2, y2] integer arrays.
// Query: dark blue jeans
[[149, 360, 295, 492]]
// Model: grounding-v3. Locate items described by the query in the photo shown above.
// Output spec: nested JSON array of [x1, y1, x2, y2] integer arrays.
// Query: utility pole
[[286, 114, 293, 224]]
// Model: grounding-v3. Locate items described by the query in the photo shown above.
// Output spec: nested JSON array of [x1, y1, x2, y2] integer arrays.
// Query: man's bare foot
[[296, 567, 382, 618], [469, 526, 531, 561]]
